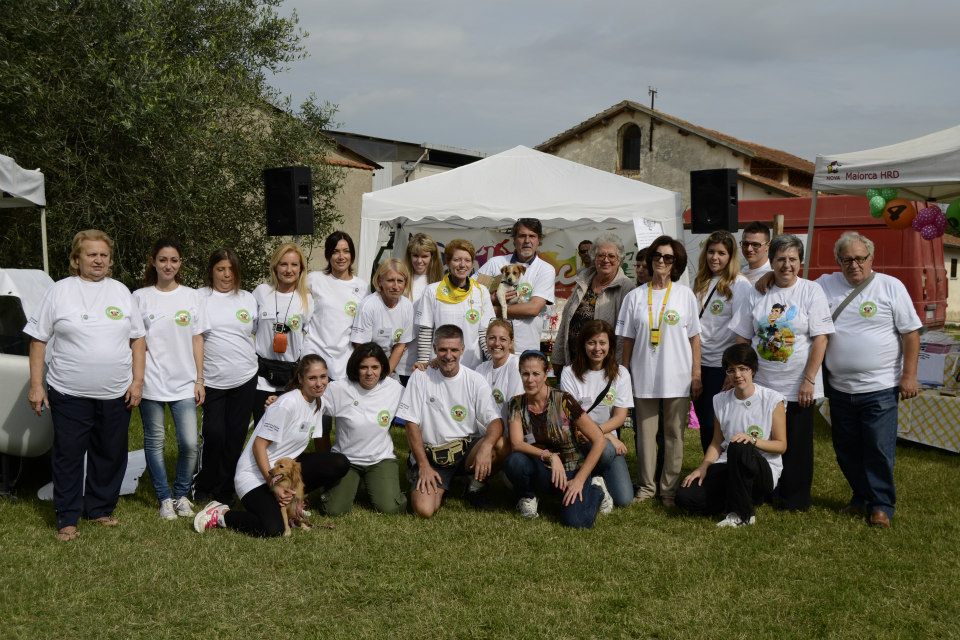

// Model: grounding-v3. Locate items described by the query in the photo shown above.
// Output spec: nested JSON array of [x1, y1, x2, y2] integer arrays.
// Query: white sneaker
[[159, 498, 177, 521], [173, 496, 195, 517], [716, 512, 756, 528], [193, 501, 229, 533], [592, 476, 613, 515], [517, 496, 539, 519]]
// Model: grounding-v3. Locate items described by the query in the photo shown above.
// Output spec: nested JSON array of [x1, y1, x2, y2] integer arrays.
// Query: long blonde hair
[[373, 258, 411, 298], [404, 233, 443, 290], [693, 230, 740, 301], [269, 242, 310, 310]]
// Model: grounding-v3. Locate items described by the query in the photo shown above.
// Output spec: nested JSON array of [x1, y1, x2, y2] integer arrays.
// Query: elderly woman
[[553, 233, 635, 377], [732, 234, 834, 511], [415, 239, 494, 370], [616, 235, 702, 507], [25, 229, 146, 541], [505, 350, 611, 528]]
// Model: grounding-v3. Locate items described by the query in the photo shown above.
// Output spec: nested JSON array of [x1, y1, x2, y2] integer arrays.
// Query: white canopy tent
[[358, 145, 682, 281], [806, 125, 960, 274], [0, 154, 48, 273]]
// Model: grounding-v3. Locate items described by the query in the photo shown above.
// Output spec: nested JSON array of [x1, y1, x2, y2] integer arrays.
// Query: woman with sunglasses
[[616, 235, 702, 507]]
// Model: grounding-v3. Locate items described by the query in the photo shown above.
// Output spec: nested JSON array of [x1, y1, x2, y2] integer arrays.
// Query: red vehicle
[[684, 195, 946, 327]]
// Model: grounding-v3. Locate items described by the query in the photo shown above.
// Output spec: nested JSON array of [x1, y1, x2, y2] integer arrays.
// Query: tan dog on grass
[[477, 264, 526, 320], [269, 457, 311, 536]]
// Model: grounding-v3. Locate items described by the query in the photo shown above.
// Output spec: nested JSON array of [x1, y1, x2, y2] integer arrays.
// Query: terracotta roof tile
[[738, 172, 811, 197], [943, 233, 960, 248], [326, 156, 376, 171]]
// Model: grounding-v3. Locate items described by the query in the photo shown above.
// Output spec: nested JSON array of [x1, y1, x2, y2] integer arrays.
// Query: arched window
[[620, 124, 642, 171]]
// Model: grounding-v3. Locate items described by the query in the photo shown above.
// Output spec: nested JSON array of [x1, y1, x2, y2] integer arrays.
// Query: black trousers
[[251, 389, 274, 425], [773, 401, 815, 511], [193, 374, 258, 503], [224, 452, 350, 537], [676, 441, 773, 521], [693, 365, 726, 454], [48, 386, 131, 529]]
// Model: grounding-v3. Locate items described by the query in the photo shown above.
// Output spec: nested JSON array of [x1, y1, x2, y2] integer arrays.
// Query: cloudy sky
[[268, 0, 959, 161]]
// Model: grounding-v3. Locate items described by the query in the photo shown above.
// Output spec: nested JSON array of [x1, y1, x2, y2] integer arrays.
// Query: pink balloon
[[914, 207, 937, 230], [920, 224, 943, 240], [933, 209, 948, 233]]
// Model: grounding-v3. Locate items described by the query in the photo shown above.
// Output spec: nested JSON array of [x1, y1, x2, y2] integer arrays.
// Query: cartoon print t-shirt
[[731, 278, 834, 402]]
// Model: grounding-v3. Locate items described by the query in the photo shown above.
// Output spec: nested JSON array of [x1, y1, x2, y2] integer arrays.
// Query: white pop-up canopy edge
[[358, 145, 683, 280], [805, 125, 960, 274], [0, 154, 49, 273]]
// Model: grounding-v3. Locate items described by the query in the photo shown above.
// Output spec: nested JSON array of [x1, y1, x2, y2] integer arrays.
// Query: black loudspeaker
[[690, 168, 738, 234], [264, 166, 314, 236]]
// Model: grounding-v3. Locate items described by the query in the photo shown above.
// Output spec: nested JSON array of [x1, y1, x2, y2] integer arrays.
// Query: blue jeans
[[503, 451, 602, 529], [828, 386, 899, 519], [140, 398, 199, 503], [598, 440, 634, 507]]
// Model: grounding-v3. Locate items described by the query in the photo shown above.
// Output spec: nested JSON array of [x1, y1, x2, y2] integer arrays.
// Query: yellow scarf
[[436, 274, 476, 304]]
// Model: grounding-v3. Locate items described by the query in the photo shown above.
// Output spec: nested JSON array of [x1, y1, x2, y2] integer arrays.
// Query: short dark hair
[[578, 240, 593, 250], [205, 247, 242, 292], [323, 231, 356, 275], [742, 221, 771, 241], [286, 354, 328, 391], [769, 234, 805, 263], [645, 235, 687, 281], [512, 219, 543, 239], [433, 324, 464, 346], [346, 342, 390, 384], [721, 343, 759, 375], [518, 349, 549, 370]]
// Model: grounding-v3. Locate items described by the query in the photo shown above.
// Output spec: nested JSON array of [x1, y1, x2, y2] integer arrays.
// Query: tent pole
[[803, 191, 817, 278], [40, 207, 49, 275]]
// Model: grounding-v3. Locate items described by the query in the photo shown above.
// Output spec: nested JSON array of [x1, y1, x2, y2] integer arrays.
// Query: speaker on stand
[[690, 168, 738, 234], [264, 166, 314, 236]]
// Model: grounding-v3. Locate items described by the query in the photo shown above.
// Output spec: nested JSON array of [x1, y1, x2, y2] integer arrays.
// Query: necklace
[[77, 277, 105, 320]]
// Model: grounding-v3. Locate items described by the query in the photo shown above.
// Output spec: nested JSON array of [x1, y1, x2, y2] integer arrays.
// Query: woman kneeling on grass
[[676, 344, 787, 527], [194, 355, 350, 537], [504, 350, 612, 528]]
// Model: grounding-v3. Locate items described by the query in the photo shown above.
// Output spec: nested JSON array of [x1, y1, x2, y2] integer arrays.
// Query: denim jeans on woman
[[598, 440, 634, 507], [503, 451, 603, 529], [140, 398, 199, 502]]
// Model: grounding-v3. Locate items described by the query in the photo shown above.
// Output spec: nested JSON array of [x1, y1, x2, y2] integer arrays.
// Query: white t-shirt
[[479, 255, 556, 352], [616, 283, 702, 398], [475, 354, 524, 424], [560, 365, 633, 427], [133, 285, 203, 401], [306, 272, 368, 381], [234, 389, 324, 499], [742, 260, 772, 285], [198, 287, 258, 389], [713, 385, 785, 487], [325, 378, 403, 466], [252, 284, 313, 393], [697, 275, 753, 368], [817, 272, 922, 394], [395, 366, 501, 447], [731, 278, 835, 402], [350, 293, 414, 359], [396, 274, 429, 376], [24, 276, 146, 399], [415, 280, 495, 370]]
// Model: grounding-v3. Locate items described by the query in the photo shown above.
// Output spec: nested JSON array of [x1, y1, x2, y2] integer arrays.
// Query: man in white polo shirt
[[396, 324, 506, 518], [479, 219, 556, 353], [740, 221, 773, 285], [817, 231, 921, 529]]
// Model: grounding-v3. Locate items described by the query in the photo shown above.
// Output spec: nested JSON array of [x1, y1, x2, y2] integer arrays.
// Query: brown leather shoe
[[869, 510, 891, 528]]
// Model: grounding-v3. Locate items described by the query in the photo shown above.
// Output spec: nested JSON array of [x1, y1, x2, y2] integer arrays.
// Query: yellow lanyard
[[647, 281, 672, 347]]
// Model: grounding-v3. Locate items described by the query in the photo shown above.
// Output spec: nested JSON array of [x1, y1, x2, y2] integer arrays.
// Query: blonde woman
[[397, 233, 443, 383], [253, 242, 313, 422], [351, 258, 414, 375]]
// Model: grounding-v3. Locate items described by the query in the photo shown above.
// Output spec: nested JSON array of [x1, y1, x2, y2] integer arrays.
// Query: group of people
[[26, 217, 919, 540]]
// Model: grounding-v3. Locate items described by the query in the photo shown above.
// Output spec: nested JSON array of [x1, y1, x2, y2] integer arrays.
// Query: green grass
[[1, 410, 958, 639]]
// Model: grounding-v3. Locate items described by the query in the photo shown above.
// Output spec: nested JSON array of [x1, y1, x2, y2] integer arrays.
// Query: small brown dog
[[269, 457, 311, 536], [478, 264, 526, 320]]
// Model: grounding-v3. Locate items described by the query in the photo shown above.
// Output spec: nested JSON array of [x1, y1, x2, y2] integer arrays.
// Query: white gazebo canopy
[[0, 154, 49, 273], [358, 145, 682, 279]]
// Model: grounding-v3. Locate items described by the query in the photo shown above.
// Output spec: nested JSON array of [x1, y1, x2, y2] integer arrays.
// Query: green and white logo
[[710, 300, 725, 315], [236, 308, 252, 323], [377, 410, 391, 427], [516, 282, 534, 302], [450, 404, 467, 422], [746, 425, 763, 439], [465, 308, 480, 325], [345, 301, 358, 317], [174, 310, 191, 326], [105, 306, 124, 320], [859, 301, 878, 318], [288, 314, 303, 331], [602, 389, 616, 406], [664, 309, 681, 326], [492, 388, 505, 404], [393, 328, 404, 342]]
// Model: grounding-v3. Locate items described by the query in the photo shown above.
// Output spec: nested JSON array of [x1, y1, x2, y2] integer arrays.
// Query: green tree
[[0, 0, 343, 287]]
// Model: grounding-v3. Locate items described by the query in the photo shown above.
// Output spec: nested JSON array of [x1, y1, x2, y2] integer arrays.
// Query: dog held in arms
[[269, 457, 311, 536], [478, 264, 526, 320]]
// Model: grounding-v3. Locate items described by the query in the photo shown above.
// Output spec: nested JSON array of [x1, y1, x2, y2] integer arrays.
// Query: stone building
[[536, 99, 813, 208]]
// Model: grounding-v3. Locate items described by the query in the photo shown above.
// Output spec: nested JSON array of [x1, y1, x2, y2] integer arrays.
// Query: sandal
[[91, 516, 120, 527], [56, 526, 79, 542]]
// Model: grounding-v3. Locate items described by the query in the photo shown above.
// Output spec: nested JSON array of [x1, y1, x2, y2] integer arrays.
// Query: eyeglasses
[[594, 253, 620, 262], [651, 252, 675, 264], [740, 241, 767, 250], [840, 255, 870, 267], [725, 365, 753, 376]]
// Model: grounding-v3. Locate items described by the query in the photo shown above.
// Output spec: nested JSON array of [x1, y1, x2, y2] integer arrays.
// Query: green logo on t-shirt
[[464, 309, 480, 325], [450, 404, 468, 422], [105, 306, 123, 320], [236, 309, 252, 323], [174, 310, 191, 326], [664, 309, 680, 326], [602, 389, 616, 406], [746, 425, 763, 439], [710, 300, 725, 315], [288, 314, 303, 331], [345, 300, 358, 317], [859, 301, 878, 318], [492, 388, 505, 405], [516, 282, 533, 302], [377, 410, 391, 427], [393, 328, 404, 342]]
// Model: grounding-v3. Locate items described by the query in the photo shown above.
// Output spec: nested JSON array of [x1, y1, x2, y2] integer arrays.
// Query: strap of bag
[[698, 281, 720, 319], [831, 272, 876, 322], [586, 380, 613, 414]]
